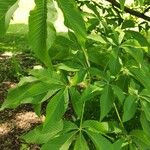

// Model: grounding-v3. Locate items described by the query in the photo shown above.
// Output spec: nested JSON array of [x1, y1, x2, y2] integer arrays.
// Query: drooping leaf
[[56, 0, 86, 44], [0, 0, 18, 36], [100, 85, 114, 121], [86, 130, 113, 150], [29, 0, 56, 67], [122, 95, 137, 122], [74, 133, 89, 150]]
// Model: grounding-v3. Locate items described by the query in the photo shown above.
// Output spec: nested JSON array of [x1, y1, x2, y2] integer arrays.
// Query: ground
[[0, 24, 43, 150]]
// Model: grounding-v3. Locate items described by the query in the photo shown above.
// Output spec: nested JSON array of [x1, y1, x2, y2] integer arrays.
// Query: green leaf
[[81, 85, 101, 102], [123, 46, 143, 64], [33, 103, 41, 116], [86, 130, 113, 150], [0, 81, 55, 110], [109, 52, 121, 75], [21, 120, 63, 144], [100, 85, 114, 121], [141, 100, 150, 121], [88, 34, 106, 44], [0, 0, 18, 36], [138, 0, 144, 5], [74, 133, 89, 150], [119, 0, 126, 10], [62, 121, 78, 134], [140, 89, 150, 103], [111, 85, 125, 104], [82, 120, 110, 133], [56, 0, 86, 44], [69, 87, 83, 118], [112, 139, 124, 150], [49, 35, 72, 61], [125, 30, 150, 48], [122, 95, 137, 122], [41, 131, 76, 150], [130, 66, 150, 91], [122, 20, 135, 29], [140, 113, 150, 136], [43, 88, 69, 131], [57, 63, 79, 72], [71, 69, 87, 85], [29, 0, 56, 67], [130, 130, 150, 149]]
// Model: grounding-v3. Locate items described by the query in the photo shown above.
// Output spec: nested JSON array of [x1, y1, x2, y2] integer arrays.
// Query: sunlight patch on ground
[[0, 111, 44, 136]]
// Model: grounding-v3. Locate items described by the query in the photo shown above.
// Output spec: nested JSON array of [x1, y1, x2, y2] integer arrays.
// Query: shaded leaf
[[43, 89, 69, 131], [41, 131, 76, 150], [22, 120, 63, 144], [74, 133, 89, 150], [86, 130, 112, 150], [112, 85, 125, 104], [100, 85, 114, 121], [122, 95, 137, 122]]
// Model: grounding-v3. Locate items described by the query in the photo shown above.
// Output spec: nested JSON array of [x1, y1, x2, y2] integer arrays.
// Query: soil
[[0, 52, 42, 150]]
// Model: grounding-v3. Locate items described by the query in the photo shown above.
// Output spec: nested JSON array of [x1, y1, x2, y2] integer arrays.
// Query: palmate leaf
[[0, 0, 18, 36], [0, 81, 57, 110], [0, 68, 65, 111], [29, 0, 56, 67], [56, 0, 86, 44]]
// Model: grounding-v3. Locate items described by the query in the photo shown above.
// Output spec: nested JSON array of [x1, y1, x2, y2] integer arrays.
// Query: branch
[[105, 0, 150, 22]]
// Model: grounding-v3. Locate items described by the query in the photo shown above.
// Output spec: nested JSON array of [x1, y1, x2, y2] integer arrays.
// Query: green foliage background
[[0, 0, 150, 149]]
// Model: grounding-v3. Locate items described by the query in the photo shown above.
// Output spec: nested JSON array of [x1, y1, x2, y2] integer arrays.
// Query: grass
[[0, 24, 29, 53]]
